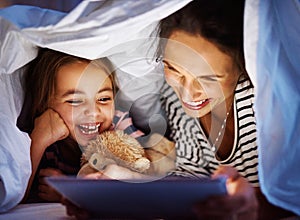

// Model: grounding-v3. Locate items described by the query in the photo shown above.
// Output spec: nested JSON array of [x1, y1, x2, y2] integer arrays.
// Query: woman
[[158, 0, 258, 184], [157, 0, 295, 219]]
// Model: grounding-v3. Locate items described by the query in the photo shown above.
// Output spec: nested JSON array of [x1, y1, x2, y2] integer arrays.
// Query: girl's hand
[[38, 168, 64, 202], [101, 164, 141, 180], [61, 197, 90, 220], [193, 166, 258, 220], [81, 164, 152, 181], [30, 108, 69, 150]]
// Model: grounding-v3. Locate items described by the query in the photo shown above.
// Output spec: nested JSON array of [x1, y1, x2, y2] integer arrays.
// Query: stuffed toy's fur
[[77, 130, 176, 177], [78, 130, 150, 176]]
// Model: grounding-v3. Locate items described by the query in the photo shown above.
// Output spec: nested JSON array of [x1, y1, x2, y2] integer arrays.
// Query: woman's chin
[[183, 106, 210, 118]]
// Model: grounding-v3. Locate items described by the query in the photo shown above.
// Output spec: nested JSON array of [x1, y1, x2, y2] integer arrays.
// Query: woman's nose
[[181, 77, 202, 100]]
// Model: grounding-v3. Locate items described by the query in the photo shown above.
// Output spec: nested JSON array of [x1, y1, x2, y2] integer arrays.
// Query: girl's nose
[[84, 103, 101, 117]]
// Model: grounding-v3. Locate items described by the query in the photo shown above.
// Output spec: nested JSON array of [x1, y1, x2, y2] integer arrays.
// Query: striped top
[[160, 77, 259, 186], [112, 110, 145, 139]]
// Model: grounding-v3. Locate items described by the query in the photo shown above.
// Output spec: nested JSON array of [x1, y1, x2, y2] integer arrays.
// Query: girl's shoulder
[[113, 110, 144, 139]]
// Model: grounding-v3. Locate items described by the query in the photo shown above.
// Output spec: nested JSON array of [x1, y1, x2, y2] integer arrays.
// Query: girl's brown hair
[[18, 48, 118, 133]]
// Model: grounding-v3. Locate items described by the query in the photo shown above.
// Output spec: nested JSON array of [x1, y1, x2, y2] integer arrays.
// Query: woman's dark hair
[[158, 0, 247, 76]]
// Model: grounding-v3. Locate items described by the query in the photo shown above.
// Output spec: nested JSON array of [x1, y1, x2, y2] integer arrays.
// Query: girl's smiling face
[[49, 61, 115, 147], [163, 30, 240, 118]]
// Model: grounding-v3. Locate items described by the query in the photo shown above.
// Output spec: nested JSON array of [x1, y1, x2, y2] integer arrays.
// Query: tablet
[[46, 176, 227, 219]]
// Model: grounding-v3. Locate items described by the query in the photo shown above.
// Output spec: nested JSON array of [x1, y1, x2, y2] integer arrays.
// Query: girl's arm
[[22, 108, 69, 201], [83, 164, 156, 181]]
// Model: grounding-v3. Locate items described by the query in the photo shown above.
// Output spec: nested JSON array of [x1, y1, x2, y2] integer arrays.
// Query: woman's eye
[[164, 64, 179, 73], [198, 76, 218, 82], [164, 66, 183, 79], [165, 65, 176, 71]]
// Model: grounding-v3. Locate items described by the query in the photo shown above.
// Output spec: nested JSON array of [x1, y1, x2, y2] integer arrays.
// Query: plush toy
[[77, 130, 176, 177], [78, 130, 151, 176]]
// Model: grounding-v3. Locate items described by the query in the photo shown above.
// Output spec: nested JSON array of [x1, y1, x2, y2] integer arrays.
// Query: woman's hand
[[193, 166, 258, 220], [38, 168, 64, 202], [30, 108, 69, 150]]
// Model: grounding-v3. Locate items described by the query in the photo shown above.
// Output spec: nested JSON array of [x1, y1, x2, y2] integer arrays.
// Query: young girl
[[18, 48, 143, 203]]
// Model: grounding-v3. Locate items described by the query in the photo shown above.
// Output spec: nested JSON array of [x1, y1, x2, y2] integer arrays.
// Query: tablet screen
[[46, 176, 227, 219]]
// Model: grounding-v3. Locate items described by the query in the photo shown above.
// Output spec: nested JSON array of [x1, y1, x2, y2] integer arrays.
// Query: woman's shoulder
[[236, 75, 254, 92], [235, 75, 255, 104]]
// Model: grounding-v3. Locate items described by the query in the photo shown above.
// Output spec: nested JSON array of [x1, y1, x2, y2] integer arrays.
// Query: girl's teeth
[[81, 129, 98, 135], [79, 124, 100, 134], [80, 124, 100, 129]]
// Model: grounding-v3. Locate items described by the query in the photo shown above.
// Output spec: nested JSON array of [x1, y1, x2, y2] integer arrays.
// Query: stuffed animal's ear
[[144, 133, 176, 177], [88, 153, 105, 170], [133, 157, 150, 173], [77, 153, 114, 177]]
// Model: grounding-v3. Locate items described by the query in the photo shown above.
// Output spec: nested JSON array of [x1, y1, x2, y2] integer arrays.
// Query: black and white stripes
[[161, 77, 259, 186]]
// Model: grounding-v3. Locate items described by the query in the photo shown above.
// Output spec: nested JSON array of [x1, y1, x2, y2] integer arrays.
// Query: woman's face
[[49, 61, 115, 147], [163, 30, 240, 118]]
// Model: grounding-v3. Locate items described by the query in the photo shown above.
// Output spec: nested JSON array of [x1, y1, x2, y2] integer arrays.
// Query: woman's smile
[[182, 98, 211, 110]]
